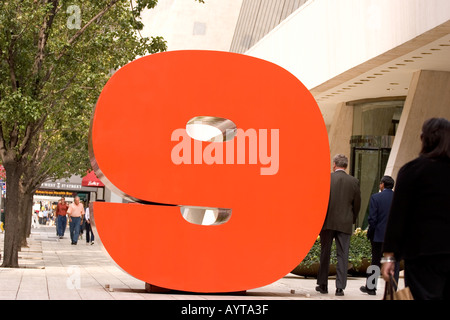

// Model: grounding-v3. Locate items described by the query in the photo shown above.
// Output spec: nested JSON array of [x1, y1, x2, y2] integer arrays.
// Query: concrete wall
[[328, 102, 353, 171], [140, 0, 243, 51], [246, 0, 450, 90], [385, 70, 450, 180], [230, 0, 308, 53]]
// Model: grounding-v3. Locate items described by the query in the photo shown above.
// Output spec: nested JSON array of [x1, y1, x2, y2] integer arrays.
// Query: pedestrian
[[48, 210, 55, 226], [0, 208, 5, 232], [38, 209, 44, 224], [32, 208, 39, 229], [316, 154, 361, 296], [43, 208, 48, 225], [68, 196, 85, 245], [55, 197, 69, 238], [360, 175, 399, 295], [79, 201, 85, 240], [381, 117, 450, 300], [85, 202, 95, 245]]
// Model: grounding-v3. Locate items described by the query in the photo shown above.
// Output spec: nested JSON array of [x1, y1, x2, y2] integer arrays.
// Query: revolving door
[[350, 135, 394, 229]]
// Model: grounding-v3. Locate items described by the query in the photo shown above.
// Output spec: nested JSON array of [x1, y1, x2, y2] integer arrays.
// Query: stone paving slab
[[1, 225, 386, 302]]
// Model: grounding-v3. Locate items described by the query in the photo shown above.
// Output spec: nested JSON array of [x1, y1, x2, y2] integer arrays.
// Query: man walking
[[85, 202, 95, 245], [68, 196, 85, 245], [361, 175, 399, 295], [316, 154, 361, 296], [55, 197, 69, 239]]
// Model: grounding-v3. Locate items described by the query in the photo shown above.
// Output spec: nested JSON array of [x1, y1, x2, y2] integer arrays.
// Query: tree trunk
[[20, 192, 33, 248], [1, 162, 23, 268]]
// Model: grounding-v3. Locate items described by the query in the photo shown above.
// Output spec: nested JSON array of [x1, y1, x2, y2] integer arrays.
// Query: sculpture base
[[145, 283, 246, 295]]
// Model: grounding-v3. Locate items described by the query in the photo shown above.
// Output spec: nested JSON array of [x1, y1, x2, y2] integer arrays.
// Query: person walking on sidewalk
[[55, 197, 69, 238], [32, 208, 39, 229], [85, 203, 95, 245], [382, 117, 450, 300], [360, 175, 399, 295], [0, 208, 5, 232], [68, 196, 85, 245], [316, 154, 361, 296]]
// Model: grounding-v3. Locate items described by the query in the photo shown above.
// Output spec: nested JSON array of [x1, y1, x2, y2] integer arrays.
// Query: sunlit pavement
[[0, 225, 387, 301]]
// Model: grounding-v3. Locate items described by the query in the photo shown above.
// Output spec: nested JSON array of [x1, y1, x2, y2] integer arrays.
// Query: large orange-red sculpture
[[89, 50, 330, 293]]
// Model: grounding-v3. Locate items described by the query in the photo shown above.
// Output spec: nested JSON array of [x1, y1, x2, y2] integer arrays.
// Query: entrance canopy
[[82, 170, 105, 187]]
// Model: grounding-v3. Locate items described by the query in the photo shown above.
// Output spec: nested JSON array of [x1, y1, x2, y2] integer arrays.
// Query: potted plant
[[347, 228, 372, 276]]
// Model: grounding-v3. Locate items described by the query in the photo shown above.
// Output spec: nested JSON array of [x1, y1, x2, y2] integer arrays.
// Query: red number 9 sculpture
[[89, 50, 330, 293]]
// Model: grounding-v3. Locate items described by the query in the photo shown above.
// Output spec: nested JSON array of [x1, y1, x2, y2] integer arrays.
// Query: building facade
[[114, 0, 450, 227], [140, 0, 244, 51], [243, 0, 450, 227], [230, 0, 308, 53]]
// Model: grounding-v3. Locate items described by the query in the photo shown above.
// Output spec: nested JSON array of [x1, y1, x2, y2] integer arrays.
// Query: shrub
[[299, 229, 372, 268]]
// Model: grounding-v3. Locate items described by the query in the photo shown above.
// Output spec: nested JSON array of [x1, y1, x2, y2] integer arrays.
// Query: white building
[[104, 0, 450, 227], [140, 0, 244, 51], [240, 0, 450, 226]]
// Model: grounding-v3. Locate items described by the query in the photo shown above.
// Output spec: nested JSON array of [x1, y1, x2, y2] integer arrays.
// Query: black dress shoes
[[315, 285, 328, 294], [360, 285, 376, 295], [335, 288, 344, 296]]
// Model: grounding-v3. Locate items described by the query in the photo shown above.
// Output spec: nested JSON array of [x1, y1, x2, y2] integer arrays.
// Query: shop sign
[[35, 189, 76, 197], [40, 182, 83, 190]]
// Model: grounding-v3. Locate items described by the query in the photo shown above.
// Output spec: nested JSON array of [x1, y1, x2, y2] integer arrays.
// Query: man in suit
[[316, 154, 361, 296], [361, 175, 398, 295]]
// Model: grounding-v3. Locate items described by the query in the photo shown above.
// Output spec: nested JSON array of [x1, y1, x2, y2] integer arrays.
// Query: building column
[[385, 70, 450, 180], [328, 102, 354, 170]]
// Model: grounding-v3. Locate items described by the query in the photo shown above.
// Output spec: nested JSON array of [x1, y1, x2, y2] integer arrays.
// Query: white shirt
[[85, 207, 90, 221]]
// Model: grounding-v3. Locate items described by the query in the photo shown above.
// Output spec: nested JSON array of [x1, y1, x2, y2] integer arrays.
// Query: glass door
[[350, 136, 393, 229], [348, 98, 403, 229], [352, 148, 382, 228]]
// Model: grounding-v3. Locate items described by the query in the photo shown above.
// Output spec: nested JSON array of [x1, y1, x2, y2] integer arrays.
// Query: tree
[[0, 0, 204, 268]]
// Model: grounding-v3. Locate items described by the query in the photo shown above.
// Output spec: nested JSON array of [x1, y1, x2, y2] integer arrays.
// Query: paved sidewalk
[[0, 225, 388, 300]]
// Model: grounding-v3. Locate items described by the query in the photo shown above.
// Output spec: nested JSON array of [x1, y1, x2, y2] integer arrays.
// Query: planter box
[[291, 262, 337, 278], [348, 258, 371, 276]]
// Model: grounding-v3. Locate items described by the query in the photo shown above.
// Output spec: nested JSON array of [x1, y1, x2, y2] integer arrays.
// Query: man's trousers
[[317, 229, 351, 290]]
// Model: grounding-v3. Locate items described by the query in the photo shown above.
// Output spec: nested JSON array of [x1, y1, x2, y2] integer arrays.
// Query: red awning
[[82, 170, 105, 187]]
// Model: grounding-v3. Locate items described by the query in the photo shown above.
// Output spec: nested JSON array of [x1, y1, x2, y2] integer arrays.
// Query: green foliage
[[348, 228, 372, 268], [0, 87, 44, 124], [299, 237, 337, 268], [0, 0, 205, 268], [0, 0, 173, 187], [299, 228, 372, 268]]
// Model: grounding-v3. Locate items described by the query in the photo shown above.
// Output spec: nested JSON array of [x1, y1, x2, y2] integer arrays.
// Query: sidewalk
[[0, 225, 387, 300]]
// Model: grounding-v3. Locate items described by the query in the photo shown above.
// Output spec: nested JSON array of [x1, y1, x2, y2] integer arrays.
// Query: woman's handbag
[[383, 274, 414, 300]]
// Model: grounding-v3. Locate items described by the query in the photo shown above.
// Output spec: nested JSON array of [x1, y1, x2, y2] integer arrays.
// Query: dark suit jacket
[[322, 170, 361, 234], [367, 189, 394, 242], [383, 156, 450, 260]]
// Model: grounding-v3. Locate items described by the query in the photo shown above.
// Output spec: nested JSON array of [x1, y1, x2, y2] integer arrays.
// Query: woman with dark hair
[[419, 117, 450, 158], [381, 117, 450, 300]]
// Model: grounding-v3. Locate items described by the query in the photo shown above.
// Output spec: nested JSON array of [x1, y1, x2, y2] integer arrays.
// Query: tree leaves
[[1, 0, 206, 268], [0, 0, 171, 186]]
